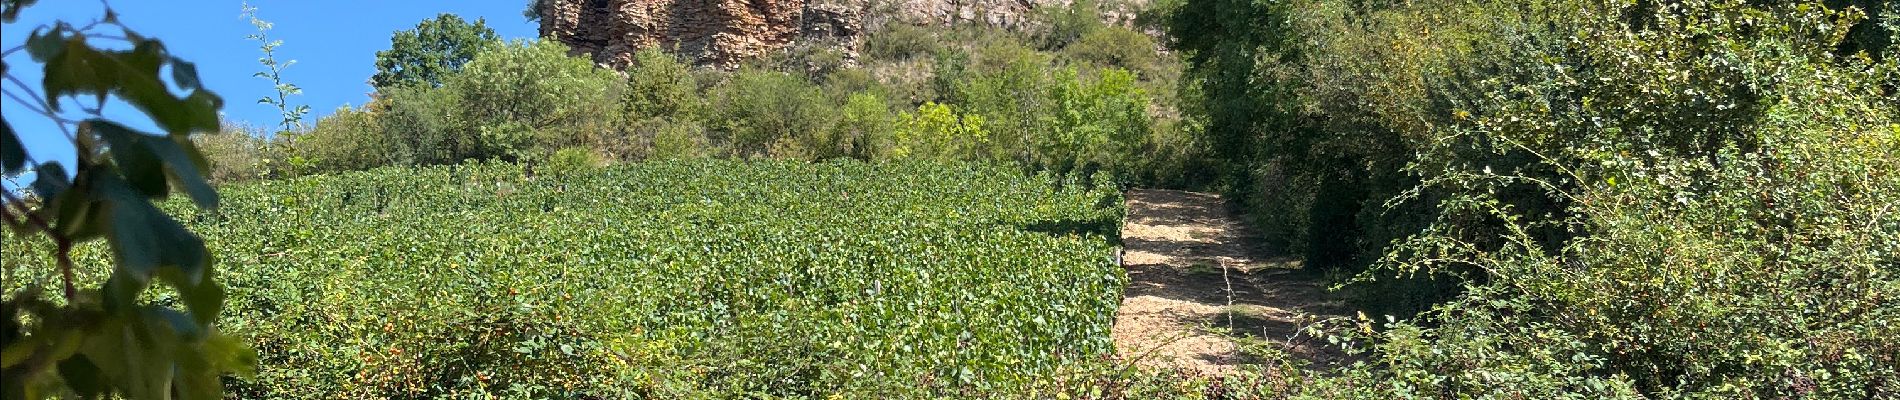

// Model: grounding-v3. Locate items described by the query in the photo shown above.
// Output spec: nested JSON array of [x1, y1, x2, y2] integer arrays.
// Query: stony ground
[[1111, 189, 1349, 375]]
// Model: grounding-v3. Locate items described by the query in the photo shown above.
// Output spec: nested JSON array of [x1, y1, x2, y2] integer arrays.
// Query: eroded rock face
[[538, 0, 1091, 69]]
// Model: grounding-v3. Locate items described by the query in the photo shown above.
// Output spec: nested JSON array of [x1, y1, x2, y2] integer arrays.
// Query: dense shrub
[[863, 23, 939, 61], [1169, 0, 1900, 397], [1062, 26, 1162, 79], [892, 102, 990, 161], [448, 40, 625, 162], [1030, 0, 1107, 50], [834, 91, 900, 159], [710, 69, 840, 158], [378, 84, 473, 166], [192, 124, 275, 184], [292, 105, 392, 173], [623, 48, 705, 122], [643, 117, 711, 160], [1037, 67, 1151, 176]]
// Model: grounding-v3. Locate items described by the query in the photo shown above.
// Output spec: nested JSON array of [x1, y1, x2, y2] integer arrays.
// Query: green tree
[[2, 1, 252, 397], [446, 39, 621, 162], [370, 13, 499, 90]]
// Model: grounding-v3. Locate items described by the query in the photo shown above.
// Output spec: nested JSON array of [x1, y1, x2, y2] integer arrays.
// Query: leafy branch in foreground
[[1, 1, 253, 398]]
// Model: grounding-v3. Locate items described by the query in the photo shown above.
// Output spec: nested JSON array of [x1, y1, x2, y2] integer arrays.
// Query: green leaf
[[56, 356, 106, 399], [24, 26, 65, 62], [96, 173, 210, 285], [1, 115, 24, 174], [2, 0, 41, 22], [168, 57, 202, 90], [94, 122, 170, 197], [88, 121, 218, 208], [40, 36, 222, 135]]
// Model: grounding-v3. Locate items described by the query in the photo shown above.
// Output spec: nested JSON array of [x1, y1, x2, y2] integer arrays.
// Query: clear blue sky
[[3, 0, 538, 182]]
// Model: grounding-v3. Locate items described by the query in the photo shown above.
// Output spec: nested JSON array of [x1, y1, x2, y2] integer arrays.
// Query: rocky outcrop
[[538, 0, 1108, 69], [539, 0, 807, 69]]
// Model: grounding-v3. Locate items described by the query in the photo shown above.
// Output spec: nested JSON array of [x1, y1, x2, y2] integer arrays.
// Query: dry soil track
[[1111, 189, 1349, 375]]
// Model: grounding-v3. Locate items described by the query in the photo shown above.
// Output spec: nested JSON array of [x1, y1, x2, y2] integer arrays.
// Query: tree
[[2, 1, 252, 397], [445, 40, 622, 162], [371, 14, 500, 90]]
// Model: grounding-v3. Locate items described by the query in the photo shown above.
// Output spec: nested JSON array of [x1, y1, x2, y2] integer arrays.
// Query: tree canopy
[[370, 13, 500, 90]]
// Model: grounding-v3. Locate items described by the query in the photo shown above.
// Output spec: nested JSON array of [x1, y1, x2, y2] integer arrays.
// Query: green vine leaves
[[2, 1, 253, 398]]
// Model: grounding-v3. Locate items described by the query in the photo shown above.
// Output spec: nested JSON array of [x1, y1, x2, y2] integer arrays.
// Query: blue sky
[[3, 0, 539, 181]]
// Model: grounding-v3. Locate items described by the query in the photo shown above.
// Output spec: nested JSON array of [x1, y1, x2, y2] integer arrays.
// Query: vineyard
[[2, 160, 1130, 398]]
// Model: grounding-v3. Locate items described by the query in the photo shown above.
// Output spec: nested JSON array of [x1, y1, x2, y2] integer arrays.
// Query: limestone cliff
[[537, 0, 1107, 69]]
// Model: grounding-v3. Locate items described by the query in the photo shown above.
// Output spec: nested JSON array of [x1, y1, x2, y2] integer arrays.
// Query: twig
[[1, 189, 76, 300]]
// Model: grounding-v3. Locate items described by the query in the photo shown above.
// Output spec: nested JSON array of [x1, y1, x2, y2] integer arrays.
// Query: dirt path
[[1112, 189, 1348, 375]]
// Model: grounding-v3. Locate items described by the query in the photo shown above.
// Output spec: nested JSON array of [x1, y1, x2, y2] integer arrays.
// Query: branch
[[1, 188, 76, 300]]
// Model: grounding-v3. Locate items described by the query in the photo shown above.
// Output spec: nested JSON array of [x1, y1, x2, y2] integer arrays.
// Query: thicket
[[1170, 0, 1899, 397], [200, 2, 1207, 187]]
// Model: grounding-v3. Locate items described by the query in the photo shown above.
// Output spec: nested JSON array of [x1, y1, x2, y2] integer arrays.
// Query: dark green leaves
[[1, 116, 23, 174], [32, 31, 222, 136], [91, 121, 217, 208], [3, 5, 239, 398], [1, 0, 40, 22]]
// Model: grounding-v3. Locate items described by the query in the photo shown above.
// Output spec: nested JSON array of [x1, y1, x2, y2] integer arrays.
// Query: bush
[[645, 117, 711, 161], [1038, 67, 1151, 176], [378, 84, 473, 166], [448, 39, 624, 162], [623, 48, 705, 122], [892, 102, 989, 161], [1031, 0, 1107, 50], [193, 123, 273, 184], [1062, 26, 1161, 79], [293, 105, 391, 173], [834, 91, 898, 160], [1168, 0, 1900, 396], [863, 23, 939, 61], [541, 146, 602, 176], [710, 69, 839, 158]]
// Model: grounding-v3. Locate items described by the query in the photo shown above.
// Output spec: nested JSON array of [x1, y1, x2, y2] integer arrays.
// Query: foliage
[[1062, 26, 1162, 80], [377, 84, 471, 166], [370, 13, 500, 90], [710, 69, 838, 159], [1037, 67, 1151, 177], [892, 102, 989, 161], [191, 123, 273, 184], [833, 91, 899, 160], [451, 40, 623, 162], [1031, 0, 1107, 50], [1168, 0, 1900, 396], [642, 117, 710, 161], [291, 105, 389, 174], [541, 146, 601, 176], [863, 23, 939, 62], [622, 48, 704, 122], [1, 2, 251, 397], [241, 2, 309, 133], [0, 161, 1130, 398]]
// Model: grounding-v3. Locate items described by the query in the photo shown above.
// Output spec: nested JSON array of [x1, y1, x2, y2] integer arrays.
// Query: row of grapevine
[[4, 160, 1128, 398]]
